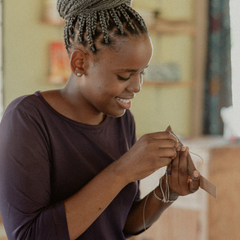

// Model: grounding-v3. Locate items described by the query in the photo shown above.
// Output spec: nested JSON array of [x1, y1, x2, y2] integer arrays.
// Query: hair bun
[[57, 0, 132, 20]]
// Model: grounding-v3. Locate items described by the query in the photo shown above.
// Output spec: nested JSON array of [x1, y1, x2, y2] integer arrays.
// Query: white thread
[[169, 130, 204, 169], [153, 189, 175, 203], [143, 194, 150, 231], [159, 177, 166, 202], [165, 170, 169, 201], [189, 151, 204, 169], [169, 131, 182, 147], [159, 170, 171, 203]]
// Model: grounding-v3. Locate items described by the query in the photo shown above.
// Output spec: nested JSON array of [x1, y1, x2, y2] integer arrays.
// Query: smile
[[116, 97, 131, 103]]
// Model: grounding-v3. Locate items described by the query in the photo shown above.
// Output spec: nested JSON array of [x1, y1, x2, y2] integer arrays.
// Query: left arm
[[124, 146, 200, 235]]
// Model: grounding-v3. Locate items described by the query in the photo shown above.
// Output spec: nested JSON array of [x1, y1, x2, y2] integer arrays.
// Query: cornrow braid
[[99, 10, 110, 45], [109, 8, 124, 35], [91, 11, 98, 36], [86, 14, 95, 51], [122, 4, 147, 29], [64, 17, 75, 47], [78, 15, 86, 43], [116, 5, 135, 30], [57, 1, 148, 53]]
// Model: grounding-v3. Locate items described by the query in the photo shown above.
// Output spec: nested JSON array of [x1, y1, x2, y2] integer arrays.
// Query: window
[[230, 0, 240, 136], [230, 0, 240, 137]]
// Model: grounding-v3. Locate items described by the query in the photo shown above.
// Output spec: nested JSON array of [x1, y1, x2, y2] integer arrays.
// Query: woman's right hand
[[115, 131, 178, 184]]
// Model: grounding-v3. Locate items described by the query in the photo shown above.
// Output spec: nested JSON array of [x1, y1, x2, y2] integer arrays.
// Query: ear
[[70, 50, 87, 77]]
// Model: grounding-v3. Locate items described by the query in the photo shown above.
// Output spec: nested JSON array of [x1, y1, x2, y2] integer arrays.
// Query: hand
[[165, 146, 200, 198], [116, 131, 178, 184]]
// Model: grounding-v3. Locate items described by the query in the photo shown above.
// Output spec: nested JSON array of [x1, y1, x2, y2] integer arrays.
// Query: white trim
[[230, 0, 240, 137]]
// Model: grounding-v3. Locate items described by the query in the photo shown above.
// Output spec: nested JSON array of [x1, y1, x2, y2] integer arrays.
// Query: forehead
[[96, 35, 153, 70]]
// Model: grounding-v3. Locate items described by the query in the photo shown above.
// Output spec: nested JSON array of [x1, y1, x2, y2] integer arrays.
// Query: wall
[[131, 0, 194, 137], [3, 0, 64, 108], [2, 0, 194, 137]]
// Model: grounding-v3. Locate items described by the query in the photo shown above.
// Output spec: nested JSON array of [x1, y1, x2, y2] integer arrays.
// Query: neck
[[60, 76, 105, 125]]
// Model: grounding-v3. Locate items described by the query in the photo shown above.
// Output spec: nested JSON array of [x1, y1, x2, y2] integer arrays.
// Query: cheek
[[95, 77, 118, 95], [93, 82, 112, 100], [94, 81, 108, 94], [90, 67, 124, 96]]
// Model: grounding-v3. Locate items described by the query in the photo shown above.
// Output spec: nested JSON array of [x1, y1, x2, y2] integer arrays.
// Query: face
[[79, 35, 153, 120]]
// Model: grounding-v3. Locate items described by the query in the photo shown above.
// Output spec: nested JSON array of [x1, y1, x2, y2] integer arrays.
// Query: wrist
[[108, 159, 131, 186], [155, 174, 179, 202], [153, 189, 176, 203]]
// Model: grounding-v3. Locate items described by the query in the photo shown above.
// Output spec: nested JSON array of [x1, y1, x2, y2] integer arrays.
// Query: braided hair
[[57, 0, 148, 54]]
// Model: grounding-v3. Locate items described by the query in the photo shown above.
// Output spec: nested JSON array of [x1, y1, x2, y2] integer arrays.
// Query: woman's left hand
[[166, 146, 200, 199]]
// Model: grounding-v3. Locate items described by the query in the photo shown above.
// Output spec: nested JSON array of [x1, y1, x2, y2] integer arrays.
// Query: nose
[[126, 75, 143, 93]]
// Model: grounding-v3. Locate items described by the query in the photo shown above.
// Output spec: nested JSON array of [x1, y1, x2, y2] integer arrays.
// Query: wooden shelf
[[148, 19, 196, 36], [42, 15, 196, 36], [143, 80, 195, 87]]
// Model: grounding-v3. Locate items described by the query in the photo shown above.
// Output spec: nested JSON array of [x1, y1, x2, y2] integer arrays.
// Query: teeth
[[117, 98, 131, 103]]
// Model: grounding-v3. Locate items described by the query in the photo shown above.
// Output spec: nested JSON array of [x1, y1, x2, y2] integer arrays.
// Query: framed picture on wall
[[47, 41, 71, 84]]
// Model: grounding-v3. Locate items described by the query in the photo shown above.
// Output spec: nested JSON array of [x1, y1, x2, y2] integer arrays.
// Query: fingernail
[[181, 146, 187, 151], [177, 146, 181, 151], [193, 170, 200, 179]]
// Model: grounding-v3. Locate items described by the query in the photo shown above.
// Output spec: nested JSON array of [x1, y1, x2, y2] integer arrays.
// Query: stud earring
[[77, 73, 82, 77]]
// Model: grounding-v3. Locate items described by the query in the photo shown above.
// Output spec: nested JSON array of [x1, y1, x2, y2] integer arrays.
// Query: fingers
[[168, 146, 200, 196], [178, 147, 189, 188], [169, 151, 179, 186], [158, 157, 172, 168], [158, 148, 177, 159], [166, 161, 172, 174], [148, 132, 178, 148], [157, 139, 177, 149], [189, 170, 200, 193], [140, 133, 178, 159]]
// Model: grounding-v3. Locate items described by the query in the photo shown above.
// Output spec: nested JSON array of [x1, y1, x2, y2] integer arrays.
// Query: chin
[[107, 109, 126, 118]]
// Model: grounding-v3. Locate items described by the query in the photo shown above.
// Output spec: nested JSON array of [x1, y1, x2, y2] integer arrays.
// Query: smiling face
[[79, 34, 153, 120]]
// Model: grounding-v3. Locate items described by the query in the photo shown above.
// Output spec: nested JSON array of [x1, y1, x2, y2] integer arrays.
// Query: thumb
[[189, 170, 200, 193]]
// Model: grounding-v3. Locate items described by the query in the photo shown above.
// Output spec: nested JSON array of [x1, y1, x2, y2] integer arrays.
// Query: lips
[[116, 97, 132, 103], [116, 96, 133, 109]]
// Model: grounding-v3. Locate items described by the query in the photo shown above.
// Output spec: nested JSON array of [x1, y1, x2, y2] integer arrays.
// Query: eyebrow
[[117, 65, 149, 73]]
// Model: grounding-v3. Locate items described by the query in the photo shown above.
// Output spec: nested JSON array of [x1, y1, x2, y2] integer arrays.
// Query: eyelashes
[[117, 71, 145, 81], [117, 75, 130, 81]]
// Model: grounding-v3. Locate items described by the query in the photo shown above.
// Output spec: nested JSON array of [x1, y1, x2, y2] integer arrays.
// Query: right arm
[[0, 108, 177, 240], [64, 132, 178, 239]]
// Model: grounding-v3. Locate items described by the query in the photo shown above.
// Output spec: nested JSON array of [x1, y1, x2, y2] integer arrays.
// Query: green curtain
[[203, 0, 232, 135]]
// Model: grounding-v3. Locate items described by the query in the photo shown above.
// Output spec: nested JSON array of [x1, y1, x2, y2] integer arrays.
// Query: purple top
[[0, 91, 139, 240]]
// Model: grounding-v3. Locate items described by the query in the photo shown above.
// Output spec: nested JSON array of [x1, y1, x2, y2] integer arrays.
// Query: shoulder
[[0, 92, 52, 151], [4, 92, 42, 113], [1, 92, 47, 124]]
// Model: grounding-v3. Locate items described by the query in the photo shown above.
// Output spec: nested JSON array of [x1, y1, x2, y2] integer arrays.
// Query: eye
[[140, 71, 146, 76], [117, 75, 130, 81]]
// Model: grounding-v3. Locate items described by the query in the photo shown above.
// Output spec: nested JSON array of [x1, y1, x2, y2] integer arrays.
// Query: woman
[[0, 0, 200, 239]]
